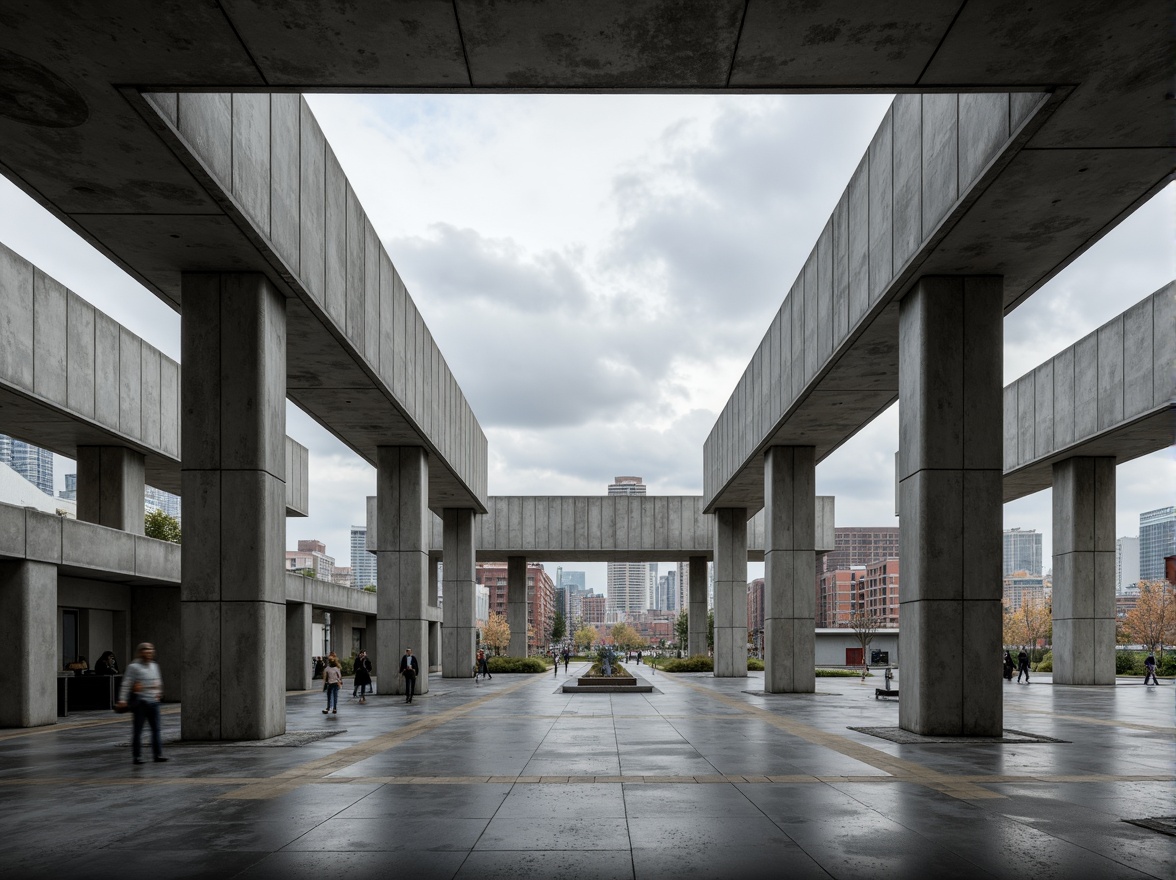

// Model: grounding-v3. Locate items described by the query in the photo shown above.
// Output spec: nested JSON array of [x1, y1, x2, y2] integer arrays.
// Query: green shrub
[[1159, 654, 1176, 676], [1115, 651, 1138, 675], [486, 656, 547, 674], [661, 655, 714, 673], [747, 658, 764, 671], [815, 668, 865, 677], [340, 654, 355, 676], [1036, 650, 1052, 672], [585, 662, 633, 677]]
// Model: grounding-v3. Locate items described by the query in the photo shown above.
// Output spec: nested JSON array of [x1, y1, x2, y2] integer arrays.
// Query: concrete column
[[687, 555, 708, 656], [442, 508, 476, 678], [428, 620, 440, 672], [428, 557, 439, 606], [713, 510, 748, 677], [375, 446, 429, 696], [764, 446, 816, 693], [1052, 457, 1116, 684], [507, 555, 528, 658], [130, 585, 181, 702], [898, 276, 1003, 736], [286, 602, 313, 690], [180, 273, 287, 741], [76, 446, 146, 534], [0, 561, 57, 727]]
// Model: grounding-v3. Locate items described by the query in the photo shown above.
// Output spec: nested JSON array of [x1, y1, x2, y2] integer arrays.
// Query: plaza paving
[[0, 666, 1172, 879]]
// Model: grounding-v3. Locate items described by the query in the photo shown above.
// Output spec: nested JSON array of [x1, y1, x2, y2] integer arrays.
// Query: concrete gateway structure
[[0, 3, 1169, 745]]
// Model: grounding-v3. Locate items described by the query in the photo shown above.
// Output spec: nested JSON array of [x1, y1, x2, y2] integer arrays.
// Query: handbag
[[114, 692, 137, 714]]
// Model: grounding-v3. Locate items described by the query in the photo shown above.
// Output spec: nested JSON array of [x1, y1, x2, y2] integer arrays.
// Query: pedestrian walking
[[400, 647, 419, 703], [476, 647, 491, 679], [637, 650, 643, 665], [1143, 653, 1158, 685], [353, 650, 373, 702], [115, 642, 167, 765], [322, 654, 342, 714], [562, 648, 570, 673], [1017, 649, 1031, 683], [1003, 651, 1015, 681]]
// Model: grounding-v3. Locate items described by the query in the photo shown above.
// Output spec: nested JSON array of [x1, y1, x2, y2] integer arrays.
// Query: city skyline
[[0, 94, 1170, 599]]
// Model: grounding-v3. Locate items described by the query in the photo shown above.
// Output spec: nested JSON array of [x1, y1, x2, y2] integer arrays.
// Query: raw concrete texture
[[898, 277, 1003, 737], [507, 555, 528, 659], [712, 509, 747, 678], [441, 508, 476, 678], [76, 446, 146, 534], [179, 273, 287, 741], [0, 560, 57, 727], [1051, 457, 1116, 685]]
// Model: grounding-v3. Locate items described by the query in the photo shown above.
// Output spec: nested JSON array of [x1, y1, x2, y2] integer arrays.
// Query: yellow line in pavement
[[221, 673, 543, 800], [664, 675, 1005, 801]]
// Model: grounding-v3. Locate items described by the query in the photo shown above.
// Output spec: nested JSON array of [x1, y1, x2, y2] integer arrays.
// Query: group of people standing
[[1003, 650, 1032, 683], [312, 650, 375, 714]]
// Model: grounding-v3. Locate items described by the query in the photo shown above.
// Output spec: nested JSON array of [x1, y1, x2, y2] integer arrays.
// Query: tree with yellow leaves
[[610, 622, 643, 652], [573, 625, 597, 654], [481, 612, 511, 656], [1003, 595, 1051, 662], [1125, 580, 1176, 664]]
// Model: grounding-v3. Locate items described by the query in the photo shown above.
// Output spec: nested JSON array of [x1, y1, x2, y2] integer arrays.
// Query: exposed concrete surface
[[0, 242, 310, 515], [367, 495, 836, 562], [1003, 283, 1175, 501], [0, 560, 56, 727]]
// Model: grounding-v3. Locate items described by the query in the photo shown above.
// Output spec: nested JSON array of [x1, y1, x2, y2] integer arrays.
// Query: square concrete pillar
[[130, 585, 181, 702], [180, 273, 287, 741], [0, 561, 57, 727], [442, 508, 476, 677], [1052, 457, 1116, 684], [507, 555, 528, 658], [898, 275, 1003, 736], [428, 620, 440, 672], [713, 509, 748, 677], [286, 602, 313, 690], [375, 446, 430, 696], [688, 556, 708, 657], [364, 615, 378, 677], [764, 446, 816, 693], [76, 446, 146, 534], [428, 556, 439, 606]]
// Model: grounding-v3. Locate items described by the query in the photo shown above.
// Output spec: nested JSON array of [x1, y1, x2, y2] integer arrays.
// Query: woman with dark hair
[[95, 651, 119, 675]]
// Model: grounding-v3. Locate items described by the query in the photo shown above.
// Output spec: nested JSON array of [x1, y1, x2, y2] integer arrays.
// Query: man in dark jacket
[[399, 647, 419, 703], [1017, 649, 1031, 683], [353, 650, 373, 701]]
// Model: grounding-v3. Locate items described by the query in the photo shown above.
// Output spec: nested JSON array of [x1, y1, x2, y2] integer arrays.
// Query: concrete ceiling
[[0, 2, 1170, 511]]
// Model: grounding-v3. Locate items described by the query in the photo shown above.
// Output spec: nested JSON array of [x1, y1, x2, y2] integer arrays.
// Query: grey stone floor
[[1, 666, 1172, 879]]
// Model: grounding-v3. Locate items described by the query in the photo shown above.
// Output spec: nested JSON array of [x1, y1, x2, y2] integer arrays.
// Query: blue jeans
[[326, 683, 339, 710], [132, 699, 162, 759]]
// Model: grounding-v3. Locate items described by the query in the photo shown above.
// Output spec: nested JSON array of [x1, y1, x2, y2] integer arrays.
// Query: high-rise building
[[820, 527, 901, 575], [59, 473, 77, 502], [1003, 571, 1046, 611], [1003, 528, 1043, 576], [606, 476, 649, 616], [817, 567, 863, 628], [350, 526, 377, 590], [862, 558, 900, 628], [286, 539, 336, 581], [1115, 536, 1140, 594], [0, 435, 53, 496], [145, 485, 181, 521], [1139, 507, 1176, 582]]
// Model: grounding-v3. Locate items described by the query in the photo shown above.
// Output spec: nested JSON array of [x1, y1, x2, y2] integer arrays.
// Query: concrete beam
[[1003, 284, 1175, 501], [0, 242, 310, 516]]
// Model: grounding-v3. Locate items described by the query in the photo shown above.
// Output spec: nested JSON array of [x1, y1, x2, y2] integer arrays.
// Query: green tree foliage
[[551, 609, 567, 643], [610, 622, 642, 652], [675, 610, 689, 646], [707, 609, 714, 650], [362, 584, 376, 592], [144, 509, 181, 543]]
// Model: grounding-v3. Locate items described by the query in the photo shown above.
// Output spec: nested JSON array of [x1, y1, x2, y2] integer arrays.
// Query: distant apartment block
[[475, 561, 556, 652], [1003, 571, 1047, 611], [0, 434, 53, 496], [350, 525, 377, 590], [607, 476, 649, 615], [1003, 528, 1043, 576]]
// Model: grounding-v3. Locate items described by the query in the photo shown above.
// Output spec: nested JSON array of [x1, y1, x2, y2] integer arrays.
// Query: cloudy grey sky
[[1, 93, 1171, 593]]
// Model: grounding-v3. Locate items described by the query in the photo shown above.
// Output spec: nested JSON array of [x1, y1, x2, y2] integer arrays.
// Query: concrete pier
[[0, 561, 57, 728], [898, 276, 1003, 736], [763, 446, 816, 693], [507, 555, 528, 658], [179, 273, 287, 741], [375, 446, 430, 697], [688, 555, 708, 657], [286, 602, 313, 690], [441, 508, 476, 678], [713, 510, 748, 678], [1051, 457, 1116, 685], [76, 446, 146, 534]]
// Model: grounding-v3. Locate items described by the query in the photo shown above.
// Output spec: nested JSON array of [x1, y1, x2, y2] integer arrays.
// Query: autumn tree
[[573, 625, 596, 654], [610, 622, 642, 652], [1125, 580, 1176, 664], [1004, 595, 1051, 663], [481, 612, 511, 656]]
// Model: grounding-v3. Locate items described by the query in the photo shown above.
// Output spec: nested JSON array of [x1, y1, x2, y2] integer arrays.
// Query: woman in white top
[[116, 642, 167, 765]]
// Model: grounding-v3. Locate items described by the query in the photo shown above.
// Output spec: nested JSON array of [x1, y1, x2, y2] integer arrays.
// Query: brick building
[[862, 558, 900, 628], [475, 562, 557, 653], [581, 594, 607, 628]]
